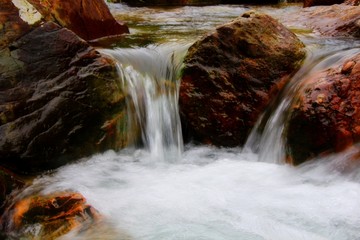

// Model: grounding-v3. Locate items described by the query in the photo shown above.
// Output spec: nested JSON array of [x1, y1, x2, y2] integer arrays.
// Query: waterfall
[[100, 43, 189, 162]]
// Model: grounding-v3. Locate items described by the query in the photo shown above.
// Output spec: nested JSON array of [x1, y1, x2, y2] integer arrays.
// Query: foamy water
[[9, 4, 360, 240], [31, 146, 360, 240]]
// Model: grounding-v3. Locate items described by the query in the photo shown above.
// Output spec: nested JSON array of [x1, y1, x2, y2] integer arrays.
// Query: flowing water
[[11, 3, 360, 240]]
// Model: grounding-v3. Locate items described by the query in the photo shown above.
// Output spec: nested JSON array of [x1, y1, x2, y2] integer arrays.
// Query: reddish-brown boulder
[[180, 11, 306, 146], [1, 192, 101, 239], [26, 0, 129, 40], [285, 53, 360, 165]]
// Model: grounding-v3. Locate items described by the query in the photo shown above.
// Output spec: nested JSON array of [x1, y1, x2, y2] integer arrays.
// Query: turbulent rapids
[[5, 3, 360, 240]]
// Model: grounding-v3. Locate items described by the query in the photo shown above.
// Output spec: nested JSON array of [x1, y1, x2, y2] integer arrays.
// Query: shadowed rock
[[0, 22, 127, 173]]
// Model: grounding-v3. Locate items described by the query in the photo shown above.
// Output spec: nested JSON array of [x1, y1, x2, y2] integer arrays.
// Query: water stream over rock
[[7, 3, 360, 240]]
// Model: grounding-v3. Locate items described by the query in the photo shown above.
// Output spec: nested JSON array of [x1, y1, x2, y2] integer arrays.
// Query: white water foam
[[31, 146, 360, 240]]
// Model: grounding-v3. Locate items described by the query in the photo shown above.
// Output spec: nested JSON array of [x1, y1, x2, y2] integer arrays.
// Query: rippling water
[[12, 3, 360, 240]]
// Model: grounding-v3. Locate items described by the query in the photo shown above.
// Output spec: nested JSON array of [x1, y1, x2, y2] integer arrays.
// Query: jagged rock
[[285, 52, 360, 165], [1, 192, 101, 239], [0, 22, 127, 173], [179, 11, 306, 146]]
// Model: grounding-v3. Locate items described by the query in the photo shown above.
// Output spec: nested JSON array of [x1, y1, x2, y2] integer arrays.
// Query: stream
[[14, 3, 360, 240]]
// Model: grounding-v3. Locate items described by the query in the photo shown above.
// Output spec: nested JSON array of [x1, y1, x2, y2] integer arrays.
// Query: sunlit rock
[[0, 22, 127, 173], [23, 0, 129, 40], [179, 11, 306, 146], [285, 52, 360, 165], [1, 192, 102, 239]]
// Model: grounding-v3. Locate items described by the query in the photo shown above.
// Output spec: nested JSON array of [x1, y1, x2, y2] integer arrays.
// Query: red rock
[[180, 11, 306, 147], [286, 52, 360, 165], [27, 0, 129, 40], [1, 192, 101, 239]]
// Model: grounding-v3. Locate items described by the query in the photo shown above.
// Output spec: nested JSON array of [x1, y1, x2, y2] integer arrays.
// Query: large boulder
[[285, 53, 360, 165], [0, 22, 127, 173], [20, 0, 129, 40], [179, 11, 306, 146], [1, 192, 101, 239]]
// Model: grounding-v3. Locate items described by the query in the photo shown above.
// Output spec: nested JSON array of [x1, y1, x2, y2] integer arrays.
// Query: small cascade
[[100, 43, 189, 162], [244, 44, 360, 164]]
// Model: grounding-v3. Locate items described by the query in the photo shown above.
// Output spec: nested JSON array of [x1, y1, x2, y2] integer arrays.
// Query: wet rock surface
[[286, 52, 360, 165], [0, 22, 127, 173], [1, 192, 101, 239], [180, 11, 306, 146]]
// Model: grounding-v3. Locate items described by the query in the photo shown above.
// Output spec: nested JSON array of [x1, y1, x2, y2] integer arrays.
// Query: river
[[16, 3, 360, 240]]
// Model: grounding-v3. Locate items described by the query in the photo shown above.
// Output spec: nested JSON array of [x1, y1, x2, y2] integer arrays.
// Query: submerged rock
[[0, 22, 127, 173], [285, 53, 360, 165], [1, 192, 101, 239], [180, 11, 306, 146]]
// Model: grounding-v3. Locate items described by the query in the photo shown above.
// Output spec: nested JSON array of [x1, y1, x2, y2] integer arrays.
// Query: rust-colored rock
[[180, 11, 306, 147], [1, 192, 101, 239], [281, 4, 360, 38], [285, 53, 360, 165], [23, 0, 129, 40], [0, 22, 127, 173]]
